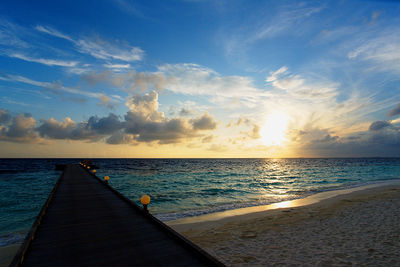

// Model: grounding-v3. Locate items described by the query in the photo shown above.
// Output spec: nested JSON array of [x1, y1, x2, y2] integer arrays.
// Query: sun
[[259, 112, 289, 146]]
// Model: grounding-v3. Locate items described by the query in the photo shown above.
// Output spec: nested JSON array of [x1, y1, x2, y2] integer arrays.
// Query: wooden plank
[[11, 164, 224, 267]]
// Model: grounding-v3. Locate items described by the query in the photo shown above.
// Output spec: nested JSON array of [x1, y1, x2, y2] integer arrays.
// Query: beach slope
[[171, 184, 400, 266]]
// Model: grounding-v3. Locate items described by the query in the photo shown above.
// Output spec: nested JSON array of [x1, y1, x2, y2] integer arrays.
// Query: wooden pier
[[11, 164, 224, 266]]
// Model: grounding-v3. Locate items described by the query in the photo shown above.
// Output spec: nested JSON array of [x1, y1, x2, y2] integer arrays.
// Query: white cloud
[[0, 113, 43, 143], [158, 63, 267, 102], [30, 91, 218, 145], [36, 24, 144, 63], [67, 67, 91, 75], [35, 25, 73, 41], [103, 63, 131, 70], [81, 70, 168, 92], [251, 5, 324, 42], [266, 66, 288, 82], [266, 66, 338, 100], [1, 73, 103, 99], [1, 20, 144, 73], [79, 63, 267, 108], [220, 3, 324, 57], [10, 53, 78, 67], [347, 28, 400, 74], [76, 38, 144, 62], [1, 97, 37, 107], [114, 0, 145, 18], [0, 19, 30, 48], [126, 91, 164, 121]]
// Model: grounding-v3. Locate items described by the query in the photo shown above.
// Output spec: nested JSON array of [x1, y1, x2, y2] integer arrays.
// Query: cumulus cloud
[[98, 94, 115, 109], [36, 117, 77, 139], [126, 91, 164, 121], [295, 121, 400, 157], [0, 113, 42, 143], [388, 103, 400, 117], [2, 91, 217, 145], [179, 108, 194, 116], [0, 109, 11, 124], [190, 113, 217, 130], [123, 91, 217, 144], [125, 115, 196, 144], [201, 135, 213, 143], [368, 123, 400, 148], [369, 120, 392, 131], [5, 113, 36, 137], [106, 131, 136, 145], [37, 114, 124, 140], [87, 114, 124, 135], [123, 91, 216, 144]]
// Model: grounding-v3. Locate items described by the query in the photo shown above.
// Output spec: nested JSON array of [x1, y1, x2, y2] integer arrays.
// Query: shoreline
[[169, 181, 400, 265], [167, 179, 400, 228], [2, 181, 400, 266]]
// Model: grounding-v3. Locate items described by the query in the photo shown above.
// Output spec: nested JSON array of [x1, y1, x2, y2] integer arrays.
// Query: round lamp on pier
[[140, 195, 151, 212]]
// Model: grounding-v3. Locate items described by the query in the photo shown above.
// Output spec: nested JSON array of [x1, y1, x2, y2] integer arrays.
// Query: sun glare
[[260, 112, 289, 146]]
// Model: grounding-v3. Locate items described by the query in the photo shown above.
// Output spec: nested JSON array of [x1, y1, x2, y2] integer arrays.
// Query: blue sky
[[0, 0, 400, 157]]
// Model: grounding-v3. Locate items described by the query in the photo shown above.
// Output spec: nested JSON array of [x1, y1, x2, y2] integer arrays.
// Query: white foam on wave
[[0, 233, 25, 246], [156, 179, 400, 222]]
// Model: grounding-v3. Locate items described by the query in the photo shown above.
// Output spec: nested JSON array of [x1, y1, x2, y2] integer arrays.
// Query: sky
[[0, 0, 400, 158]]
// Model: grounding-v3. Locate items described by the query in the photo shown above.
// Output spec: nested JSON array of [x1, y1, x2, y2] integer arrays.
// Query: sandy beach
[[0, 244, 19, 267], [170, 183, 400, 266], [2, 183, 399, 266]]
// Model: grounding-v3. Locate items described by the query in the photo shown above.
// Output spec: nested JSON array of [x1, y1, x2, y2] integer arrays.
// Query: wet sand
[[170, 183, 400, 266], [0, 244, 19, 267]]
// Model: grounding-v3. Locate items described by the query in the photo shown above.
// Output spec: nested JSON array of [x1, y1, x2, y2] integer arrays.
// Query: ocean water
[[1, 158, 400, 247]]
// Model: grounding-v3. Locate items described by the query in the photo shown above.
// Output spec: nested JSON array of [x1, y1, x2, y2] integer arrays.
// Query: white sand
[[171, 184, 400, 266]]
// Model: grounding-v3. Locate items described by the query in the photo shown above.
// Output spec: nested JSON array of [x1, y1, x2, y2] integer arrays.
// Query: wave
[[0, 169, 24, 174], [0, 233, 25, 247], [155, 178, 400, 222]]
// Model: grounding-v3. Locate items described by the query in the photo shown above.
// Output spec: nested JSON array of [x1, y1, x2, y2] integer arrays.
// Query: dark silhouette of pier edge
[[10, 164, 224, 266]]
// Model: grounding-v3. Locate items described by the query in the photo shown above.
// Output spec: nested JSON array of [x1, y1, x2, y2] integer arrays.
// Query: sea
[[1, 158, 400, 248]]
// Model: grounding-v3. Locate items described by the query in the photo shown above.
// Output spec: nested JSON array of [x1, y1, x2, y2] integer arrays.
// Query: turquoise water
[[1, 158, 400, 246]]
